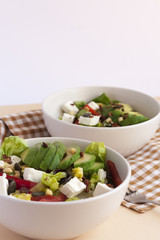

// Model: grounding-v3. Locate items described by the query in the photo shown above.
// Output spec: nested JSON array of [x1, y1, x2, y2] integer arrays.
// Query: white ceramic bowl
[[42, 86, 160, 156], [0, 137, 131, 240]]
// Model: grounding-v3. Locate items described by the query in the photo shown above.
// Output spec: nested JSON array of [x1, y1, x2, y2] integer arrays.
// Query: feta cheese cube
[[79, 115, 100, 126], [62, 101, 79, 115], [0, 174, 9, 196], [98, 169, 107, 182], [60, 177, 86, 198], [0, 160, 5, 168], [88, 101, 99, 110], [23, 168, 44, 183], [11, 155, 21, 165], [62, 113, 75, 123], [93, 182, 112, 197]]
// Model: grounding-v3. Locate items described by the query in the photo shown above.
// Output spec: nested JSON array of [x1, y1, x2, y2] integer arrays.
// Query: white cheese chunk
[[23, 168, 44, 183], [93, 182, 112, 197], [88, 101, 99, 110], [62, 101, 79, 115], [60, 177, 86, 198], [0, 174, 9, 196], [98, 169, 107, 182], [0, 160, 5, 168], [79, 115, 100, 126], [11, 155, 22, 165], [62, 113, 75, 123]]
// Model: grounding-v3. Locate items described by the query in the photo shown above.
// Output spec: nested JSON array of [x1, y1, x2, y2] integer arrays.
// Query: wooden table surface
[[0, 103, 160, 240]]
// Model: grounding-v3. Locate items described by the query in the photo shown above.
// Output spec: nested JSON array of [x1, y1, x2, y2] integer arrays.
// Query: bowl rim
[[0, 137, 131, 206], [42, 85, 160, 130]]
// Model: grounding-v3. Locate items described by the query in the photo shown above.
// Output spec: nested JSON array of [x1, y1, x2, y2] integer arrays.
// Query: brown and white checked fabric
[[0, 109, 50, 144], [0, 109, 160, 213], [122, 127, 160, 213]]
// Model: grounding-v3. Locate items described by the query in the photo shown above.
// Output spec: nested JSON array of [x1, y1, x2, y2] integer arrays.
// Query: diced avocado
[[121, 103, 133, 112], [101, 103, 133, 120], [39, 144, 57, 171], [84, 162, 105, 176], [114, 103, 133, 112], [129, 111, 143, 116], [20, 147, 29, 161], [48, 141, 66, 171], [58, 145, 80, 170], [74, 153, 96, 171], [31, 142, 50, 169], [21, 146, 39, 167]]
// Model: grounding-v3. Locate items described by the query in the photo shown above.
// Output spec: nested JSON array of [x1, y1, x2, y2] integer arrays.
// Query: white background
[[0, 0, 160, 106]]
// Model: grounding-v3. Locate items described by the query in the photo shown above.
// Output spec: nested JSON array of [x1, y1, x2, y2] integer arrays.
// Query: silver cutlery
[[124, 188, 160, 206]]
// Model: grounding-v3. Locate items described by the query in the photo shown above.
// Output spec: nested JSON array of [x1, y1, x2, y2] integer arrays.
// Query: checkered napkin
[[0, 109, 160, 213], [122, 128, 160, 213], [0, 110, 50, 144]]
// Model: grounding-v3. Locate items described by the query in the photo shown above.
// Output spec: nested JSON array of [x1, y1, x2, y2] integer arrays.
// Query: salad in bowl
[[42, 86, 160, 156], [0, 136, 123, 202], [60, 92, 149, 127], [0, 135, 130, 240]]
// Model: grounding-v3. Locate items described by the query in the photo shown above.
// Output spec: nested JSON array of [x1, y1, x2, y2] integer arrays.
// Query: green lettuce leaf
[[92, 93, 111, 105], [41, 173, 59, 192], [119, 113, 149, 126], [0, 147, 3, 159], [0, 136, 27, 158], [74, 101, 86, 109], [84, 142, 106, 162], [41, 172, 67, 192], [88, 170, 107, 191]]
